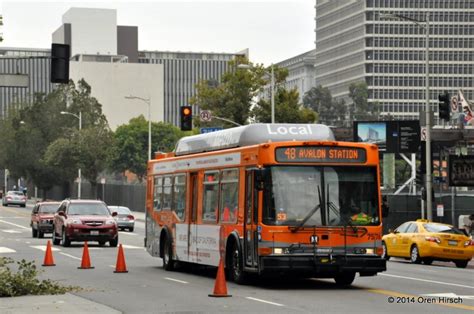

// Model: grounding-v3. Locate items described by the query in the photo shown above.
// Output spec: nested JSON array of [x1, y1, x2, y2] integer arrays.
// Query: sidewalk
[[0, 293, 120, 314]]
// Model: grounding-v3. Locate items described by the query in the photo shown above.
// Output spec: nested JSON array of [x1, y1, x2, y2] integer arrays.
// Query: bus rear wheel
[[162, 237, 175, 271], [334, 272, 356, 286], [227, 242, 247, 284]]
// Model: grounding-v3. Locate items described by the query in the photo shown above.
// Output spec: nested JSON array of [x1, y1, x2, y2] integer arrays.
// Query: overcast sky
[[0, 0, 315, 66]]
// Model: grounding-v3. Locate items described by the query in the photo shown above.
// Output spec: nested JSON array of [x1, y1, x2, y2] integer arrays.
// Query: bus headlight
[[365, 248, 374, 254], [273, 248, 283, 254]]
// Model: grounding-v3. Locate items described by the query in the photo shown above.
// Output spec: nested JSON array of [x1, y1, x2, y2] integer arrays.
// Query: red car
[[52, 199, 118, 247], [30, 201, 60, 238]]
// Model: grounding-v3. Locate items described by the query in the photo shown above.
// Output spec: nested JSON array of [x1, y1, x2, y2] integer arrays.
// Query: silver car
[[2, 191, 27, 207], [108, 205, 135, 232]]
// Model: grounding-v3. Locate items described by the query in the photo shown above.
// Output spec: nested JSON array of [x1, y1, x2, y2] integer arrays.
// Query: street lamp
[[124, 95, 152, 160], [61, 110, 82, 199], [237, 63, 275, 123], [380, 12, 432, 220]]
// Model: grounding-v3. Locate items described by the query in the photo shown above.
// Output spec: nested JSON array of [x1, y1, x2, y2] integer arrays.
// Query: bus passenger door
[[244, 170, 258, 269], [188, 172, 199, 263]]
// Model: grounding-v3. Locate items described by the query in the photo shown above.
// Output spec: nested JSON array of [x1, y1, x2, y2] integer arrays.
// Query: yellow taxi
[[382, 219, 474, 268]]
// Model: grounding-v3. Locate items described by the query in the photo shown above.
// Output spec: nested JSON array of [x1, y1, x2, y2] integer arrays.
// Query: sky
[[0, 0, 316, 66]]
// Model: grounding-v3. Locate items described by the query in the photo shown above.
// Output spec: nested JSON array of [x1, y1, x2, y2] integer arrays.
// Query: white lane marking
[[2, 229, 22, 233], [0, 219, 30, 230], [109, 265, 115, 268], [420, 293, 474, 300], [59, 252, 81, 261], [164, 277, 188, 284], [0, 247, 16, 253], [30, 245, 60, 252], [121, 244, 143, 249], [0, 216, 25, 219], [119, 232, 138, 236], [380, 273, 474, 289], [246, 297, 284, 307]]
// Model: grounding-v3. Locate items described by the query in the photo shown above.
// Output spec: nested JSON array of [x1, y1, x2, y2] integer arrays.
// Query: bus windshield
[[263, 166, 380, 227]]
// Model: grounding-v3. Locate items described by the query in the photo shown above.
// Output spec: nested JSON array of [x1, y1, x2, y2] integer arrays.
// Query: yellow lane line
[[368, 289, 474, 311]]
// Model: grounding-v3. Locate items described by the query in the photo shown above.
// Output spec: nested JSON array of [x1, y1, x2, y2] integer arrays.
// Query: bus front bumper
[[259, 255, 386, 276]]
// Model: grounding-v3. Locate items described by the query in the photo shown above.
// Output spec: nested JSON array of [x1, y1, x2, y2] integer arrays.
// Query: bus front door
[[244, 170, 258, 269], [188, 172, 199, 263]]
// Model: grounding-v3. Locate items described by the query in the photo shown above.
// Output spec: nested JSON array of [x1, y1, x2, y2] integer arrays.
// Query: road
[[0, 204, 473, 313]]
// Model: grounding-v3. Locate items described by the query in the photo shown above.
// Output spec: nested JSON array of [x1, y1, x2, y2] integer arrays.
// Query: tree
[[348, 82, 380, 121], [189, 58, 267, 127], [303, 86, 346, 126], [252, 88, 317, 123], [108, 116, 185, 181]]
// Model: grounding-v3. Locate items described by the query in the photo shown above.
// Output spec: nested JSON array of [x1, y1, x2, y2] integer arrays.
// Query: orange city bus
[[145, 123, 387, 285]]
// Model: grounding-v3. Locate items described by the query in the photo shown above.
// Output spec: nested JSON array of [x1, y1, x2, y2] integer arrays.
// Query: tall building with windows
[[0, 47, 53, 119], [138, 49, 248, 125], [315, 0, 474, 122], [261, 49, 316, 104]]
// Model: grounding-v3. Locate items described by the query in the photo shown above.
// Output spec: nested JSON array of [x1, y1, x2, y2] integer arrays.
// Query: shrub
[[0, 257, 79, 297]]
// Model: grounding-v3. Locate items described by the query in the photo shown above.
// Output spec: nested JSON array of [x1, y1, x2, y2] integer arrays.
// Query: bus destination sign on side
[[275, 146, 367, 163]]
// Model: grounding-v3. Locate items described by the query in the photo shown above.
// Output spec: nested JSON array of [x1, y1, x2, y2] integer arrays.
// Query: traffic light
[[438, 91, 450, 121], [51, 43, 70, 84], [180, 106, 193, 131]]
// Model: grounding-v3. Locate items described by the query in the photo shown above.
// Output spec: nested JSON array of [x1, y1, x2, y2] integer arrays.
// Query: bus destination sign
[[275, 146, 367, 163]]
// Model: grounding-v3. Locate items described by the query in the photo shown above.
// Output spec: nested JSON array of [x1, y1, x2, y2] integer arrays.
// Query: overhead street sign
[[448, 155, 474, 186], [200, 127, 223, 134], [200, 110, 212, 122]]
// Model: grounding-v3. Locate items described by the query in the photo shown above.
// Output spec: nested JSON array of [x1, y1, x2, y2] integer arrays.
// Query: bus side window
[[162, 176, 172, 210], [153, 176, 163, 211], [202, 171, 219, 223], [220, 169, 239, 223], [172, 174, 186, 220]]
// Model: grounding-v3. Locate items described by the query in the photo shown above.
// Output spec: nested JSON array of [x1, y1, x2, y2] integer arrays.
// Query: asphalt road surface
[[1, 204, 473, 313]]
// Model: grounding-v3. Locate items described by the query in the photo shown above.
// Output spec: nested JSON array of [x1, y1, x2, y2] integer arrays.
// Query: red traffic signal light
[[180, 106, 193, 131]]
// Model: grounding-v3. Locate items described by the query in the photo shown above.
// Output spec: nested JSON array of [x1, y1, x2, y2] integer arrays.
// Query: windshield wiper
[[292, 186, 322, 232], [326, 201, 357, 233]]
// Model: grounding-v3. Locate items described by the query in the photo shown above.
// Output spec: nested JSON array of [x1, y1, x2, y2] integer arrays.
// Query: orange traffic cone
[[78, 241, 94, 269], [42, 240, 55, 266], [208, 258, 231, 297], [114, 244, 128, 273]]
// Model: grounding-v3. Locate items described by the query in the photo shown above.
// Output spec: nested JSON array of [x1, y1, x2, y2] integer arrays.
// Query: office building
[[315, 0, 474, 121], [139, 49, 248, 126]]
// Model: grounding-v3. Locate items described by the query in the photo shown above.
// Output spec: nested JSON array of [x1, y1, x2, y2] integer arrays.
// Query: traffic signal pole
[[424, 15, 433, 221]]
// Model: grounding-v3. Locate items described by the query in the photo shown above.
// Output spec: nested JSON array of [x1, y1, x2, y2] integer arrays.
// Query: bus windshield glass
[[263, 166, 380, 227]]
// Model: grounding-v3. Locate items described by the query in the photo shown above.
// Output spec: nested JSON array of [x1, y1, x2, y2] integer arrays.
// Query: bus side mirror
[[254, 168, 268, 191]]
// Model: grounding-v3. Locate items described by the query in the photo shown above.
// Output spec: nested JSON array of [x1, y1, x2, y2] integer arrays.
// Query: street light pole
[[60, 110, 82, 199], [124, 95, 151, 160], [270, 64, 275, 124], [379, 13, 432, 220], [237, 63, 276, 123]]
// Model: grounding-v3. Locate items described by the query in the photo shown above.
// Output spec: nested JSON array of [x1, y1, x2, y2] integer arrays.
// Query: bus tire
[[334, 272, 355, 286], [162, 237, 175, 271], [227, 241, 247, 284]]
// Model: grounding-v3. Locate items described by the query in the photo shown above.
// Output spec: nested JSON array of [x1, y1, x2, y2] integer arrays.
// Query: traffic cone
[[42, 240, 55, 266], [114, 244, 128, 273], [78, 241, 94, 269], [208, 258, 231, 297]]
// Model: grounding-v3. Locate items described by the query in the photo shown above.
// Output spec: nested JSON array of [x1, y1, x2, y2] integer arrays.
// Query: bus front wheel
[[227, 241, 247, 284], [162, 237, 175, 271], [334, 272, 356, 286]]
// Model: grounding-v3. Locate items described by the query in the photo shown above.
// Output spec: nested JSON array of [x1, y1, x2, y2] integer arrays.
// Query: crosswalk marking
[[121, 244, 143, 249], [0, 219, 30, 230], [119, 232, 138, 236], [30, 245, 60, 252], [0, 247, 16, 253], [1, 229, 22, 233]]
